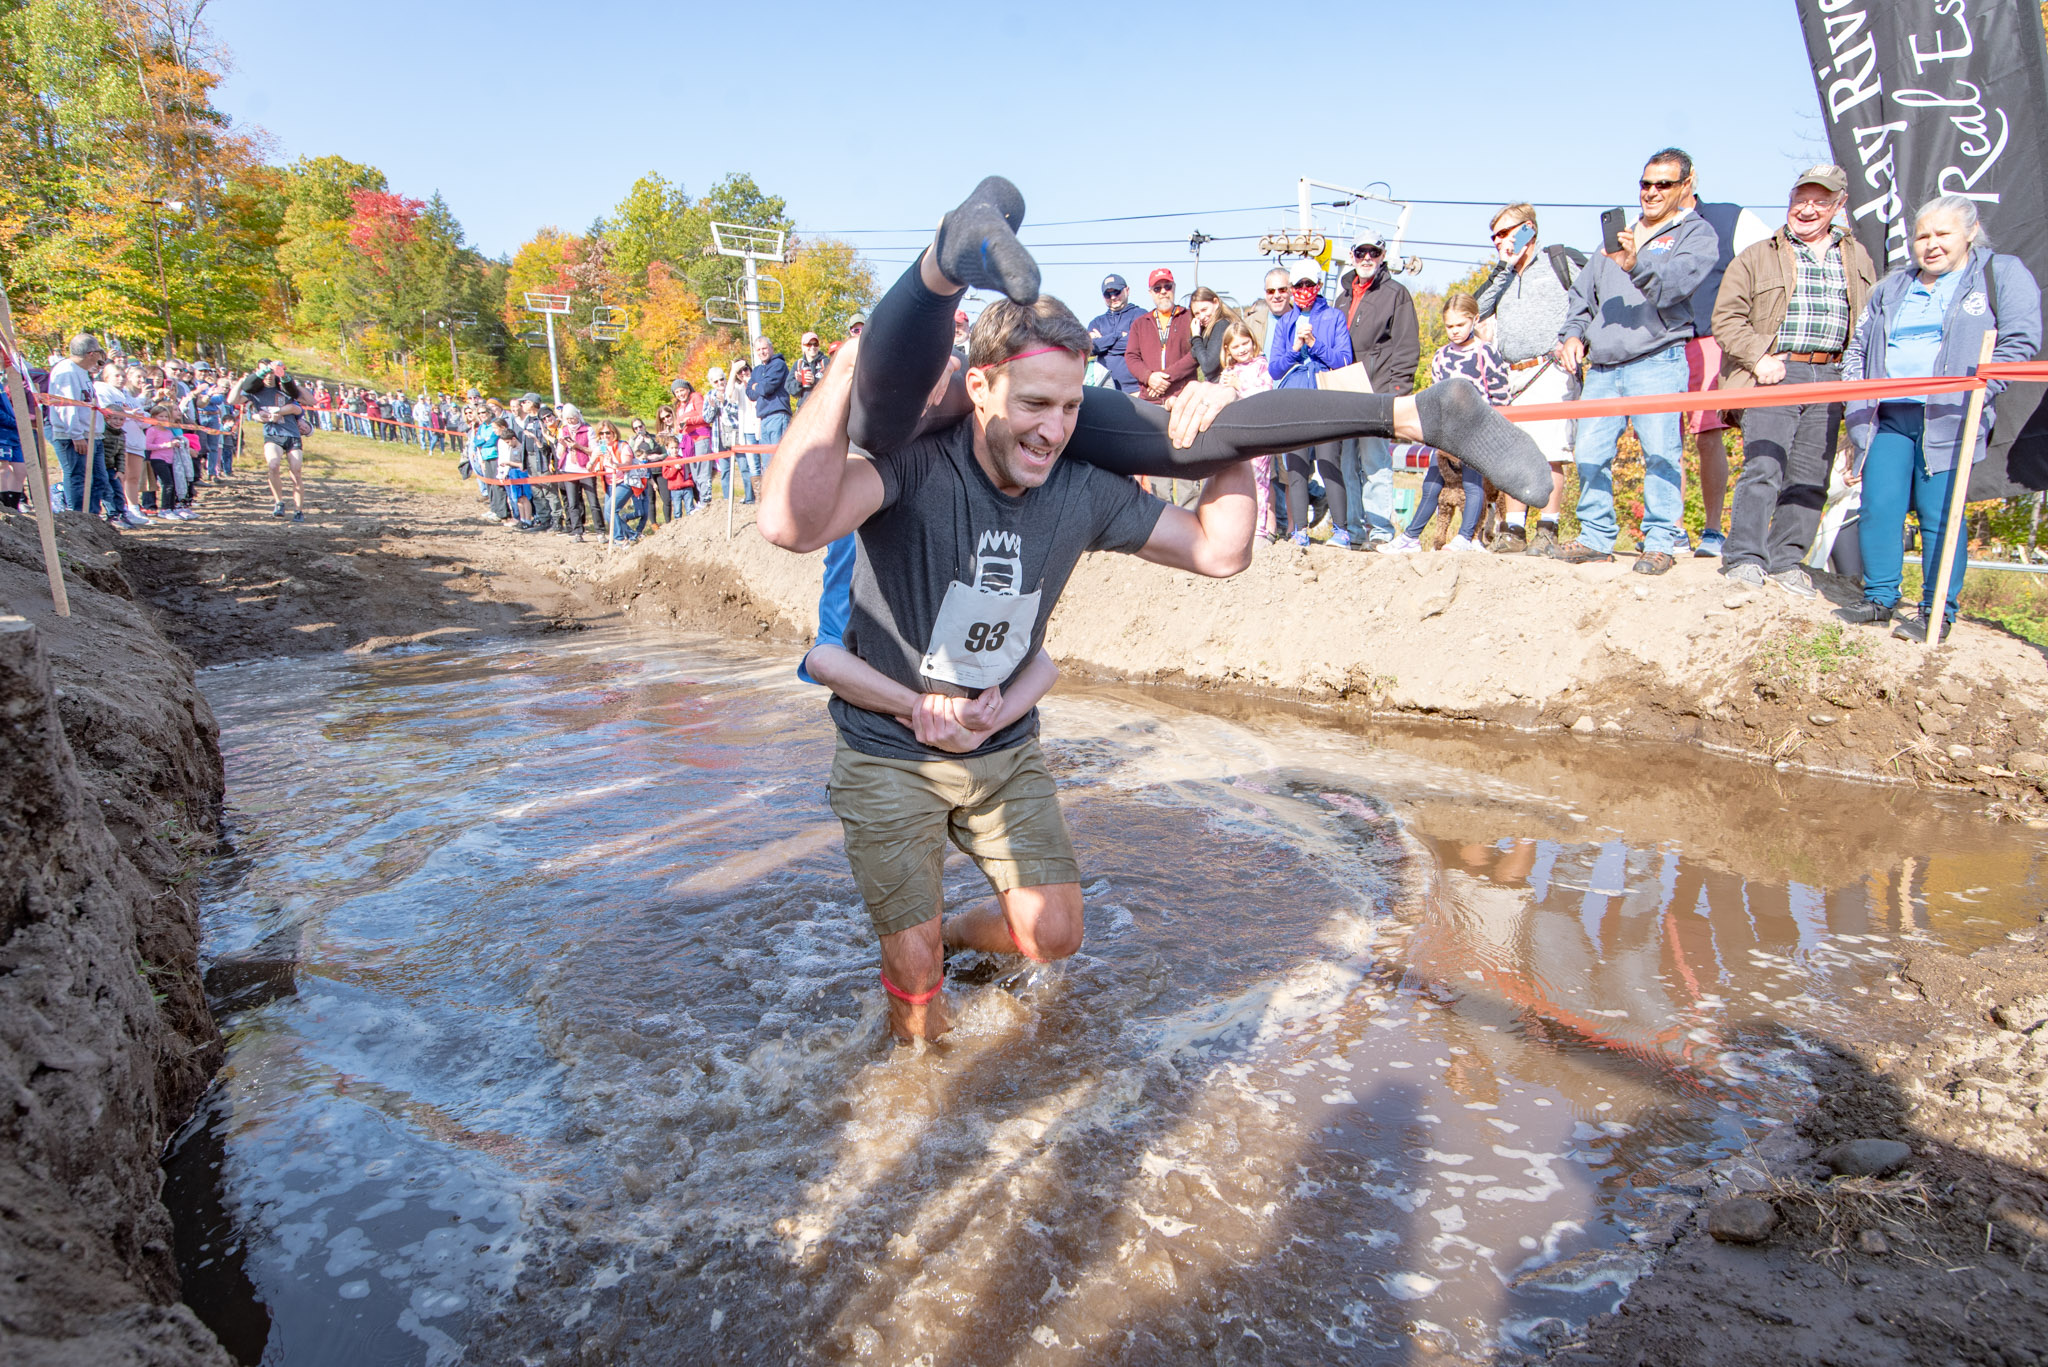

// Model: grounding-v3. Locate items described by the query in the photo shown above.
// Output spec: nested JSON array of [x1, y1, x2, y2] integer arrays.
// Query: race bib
[[920, 579, 1040, 690]]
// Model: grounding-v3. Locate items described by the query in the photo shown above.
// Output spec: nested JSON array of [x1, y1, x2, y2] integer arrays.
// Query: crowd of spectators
[[5, 144, 2039, 641]]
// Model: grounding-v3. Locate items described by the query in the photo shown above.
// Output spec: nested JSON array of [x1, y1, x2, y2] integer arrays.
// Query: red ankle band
[[881, 970, 942, 1006], [1003, 912, 1051, 964]]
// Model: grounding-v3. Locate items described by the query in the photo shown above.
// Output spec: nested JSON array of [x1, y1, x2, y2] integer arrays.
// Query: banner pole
[[1924, 331, 1998, 654], [726, 446, 736, 542], [0, 286, 70, 617]]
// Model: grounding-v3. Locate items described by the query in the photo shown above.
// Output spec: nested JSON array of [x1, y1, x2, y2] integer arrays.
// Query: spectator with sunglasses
[[1335, 232, 1420, 549], [1268, 260, 1357, 547], [1086, 274, 1146, 393], [1475, 202, 1582, 556], [1552, 147, 1719, 575]]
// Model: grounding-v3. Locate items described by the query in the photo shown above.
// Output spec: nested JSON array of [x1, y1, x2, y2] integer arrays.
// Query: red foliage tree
[[346, 189, 426, 270]]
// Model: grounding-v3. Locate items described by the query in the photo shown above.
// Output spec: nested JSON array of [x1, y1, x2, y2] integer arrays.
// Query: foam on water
[[176, 633, 2048, 1365]]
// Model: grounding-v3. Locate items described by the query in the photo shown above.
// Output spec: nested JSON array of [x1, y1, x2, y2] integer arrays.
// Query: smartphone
[[1600, 208, 1628, 255], [1505, 222, 1535, 257]]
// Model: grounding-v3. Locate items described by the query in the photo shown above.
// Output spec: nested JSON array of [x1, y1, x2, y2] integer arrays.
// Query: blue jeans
[[1574, 342, 1687, 554], [758, 411, 788, 472], [59, 435, 119, 516], [608, 483, 642, 538], [670, 488, 697, 517], [1858, 403, 1970, 623], [1406, 455, 1485, 539], [1341, 436, 1394, 540]]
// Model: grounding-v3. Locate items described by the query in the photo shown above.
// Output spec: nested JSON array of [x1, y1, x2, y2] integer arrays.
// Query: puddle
[[174, 633, 2048, 1364]]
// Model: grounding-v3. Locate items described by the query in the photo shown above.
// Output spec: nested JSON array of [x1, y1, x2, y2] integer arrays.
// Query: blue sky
[[209, 0, 1828, 310]]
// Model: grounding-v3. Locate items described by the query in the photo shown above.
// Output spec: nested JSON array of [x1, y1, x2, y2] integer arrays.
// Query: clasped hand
[[896, 685, 1004, 752]]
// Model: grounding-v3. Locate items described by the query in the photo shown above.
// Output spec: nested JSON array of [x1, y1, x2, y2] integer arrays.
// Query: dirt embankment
[[0, 513, 229, 1365]]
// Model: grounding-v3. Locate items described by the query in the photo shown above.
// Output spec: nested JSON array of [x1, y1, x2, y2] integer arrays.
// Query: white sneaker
[[122, 508, 149, 528], [1447, 534, 1483, 553], [1377, 534, 1422, 555]]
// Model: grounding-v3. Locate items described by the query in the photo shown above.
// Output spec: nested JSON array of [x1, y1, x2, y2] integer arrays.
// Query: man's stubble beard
[[983, 413, 1063, 492]]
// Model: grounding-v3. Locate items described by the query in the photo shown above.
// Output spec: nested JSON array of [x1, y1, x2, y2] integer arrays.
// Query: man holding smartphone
[[1475, 203, 1581, 556], [1552, 148, 1718, 574]]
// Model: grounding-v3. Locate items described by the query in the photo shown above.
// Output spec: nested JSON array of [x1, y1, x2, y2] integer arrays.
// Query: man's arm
[[756, 333, 886, 552], [1387, 290, 1421, 395], [1134, 462, 1255, 577], [1631, 219, 1717, 309], [1709, 245, 1771, 378]]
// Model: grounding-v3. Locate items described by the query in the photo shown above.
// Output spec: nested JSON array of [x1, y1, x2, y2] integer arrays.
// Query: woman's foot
[[932, 175, 1039, 304]]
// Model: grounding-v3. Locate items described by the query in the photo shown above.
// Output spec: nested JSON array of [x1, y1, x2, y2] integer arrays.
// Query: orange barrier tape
[[1502, 358, 2048, 425]]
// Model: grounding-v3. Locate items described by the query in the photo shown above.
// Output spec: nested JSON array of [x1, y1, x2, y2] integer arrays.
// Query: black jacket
[[1335, 265, 1421, 395], [1188, 320, 1231, 382]]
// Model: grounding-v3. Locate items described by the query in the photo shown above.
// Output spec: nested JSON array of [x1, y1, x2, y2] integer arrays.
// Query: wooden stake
[[726, 449, 736, 542], [1924, 330, 1998, 654], [0, 285, 70, 617]]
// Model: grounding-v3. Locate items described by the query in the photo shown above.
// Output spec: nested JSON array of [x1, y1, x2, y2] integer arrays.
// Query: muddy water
[[175, 633, 2047, 1366]]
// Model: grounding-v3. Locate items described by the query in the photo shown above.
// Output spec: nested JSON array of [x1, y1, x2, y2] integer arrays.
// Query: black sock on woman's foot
[[1412, 381, 1552, 508], [934, 176, 1039, 305]]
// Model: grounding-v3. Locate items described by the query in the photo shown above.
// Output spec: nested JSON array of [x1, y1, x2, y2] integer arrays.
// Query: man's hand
[[1165, 380, 1236, 449], [903, 692, 987, 753], [1611, 228, 1639, 273], [1145, 370, 1170, 398], [1755, 354, 1787, 386], [1837, 450, 1861, 488], [1554, 337, 1586, 372], [72, 438, 89, 457]]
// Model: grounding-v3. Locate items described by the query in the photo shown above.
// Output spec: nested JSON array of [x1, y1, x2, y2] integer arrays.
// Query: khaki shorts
[[828, 736, 1080, 938]]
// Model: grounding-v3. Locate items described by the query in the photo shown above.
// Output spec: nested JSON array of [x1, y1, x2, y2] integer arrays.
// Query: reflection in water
[[175, 636, 2047, 1365]]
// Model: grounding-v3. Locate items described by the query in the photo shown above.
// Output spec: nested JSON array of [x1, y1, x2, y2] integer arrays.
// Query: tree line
[[0, 0, 874, 413]]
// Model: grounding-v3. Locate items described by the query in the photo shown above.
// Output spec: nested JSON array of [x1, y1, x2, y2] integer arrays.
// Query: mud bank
[[0, 513, 229, 1365], [548, 500, 2048, 810]]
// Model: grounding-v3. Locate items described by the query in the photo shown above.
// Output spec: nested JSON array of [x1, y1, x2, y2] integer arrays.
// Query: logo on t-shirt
[[973, 529, 1023, 593]]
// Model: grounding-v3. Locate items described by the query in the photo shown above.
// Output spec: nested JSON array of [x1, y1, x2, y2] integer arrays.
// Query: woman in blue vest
[[1841, 195, 2041, 639]]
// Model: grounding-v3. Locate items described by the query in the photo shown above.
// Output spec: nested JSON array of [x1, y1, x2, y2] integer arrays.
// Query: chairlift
[[708, 223, 786, 262], [520, 328, 549, 350], [754, 275, 785, 315], [522, 292, 571, 315], [705, 296, 744, 326]]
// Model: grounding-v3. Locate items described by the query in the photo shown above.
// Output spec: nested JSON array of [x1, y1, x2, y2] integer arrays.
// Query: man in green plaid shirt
[[1709, 165, 1879, 597]]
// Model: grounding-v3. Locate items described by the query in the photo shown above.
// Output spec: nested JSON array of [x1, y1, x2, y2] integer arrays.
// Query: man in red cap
[[1126, 268, 1196, 405]]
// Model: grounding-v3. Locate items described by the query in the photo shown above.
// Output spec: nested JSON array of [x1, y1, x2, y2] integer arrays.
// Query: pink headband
[[974, 345, 1070, 370]]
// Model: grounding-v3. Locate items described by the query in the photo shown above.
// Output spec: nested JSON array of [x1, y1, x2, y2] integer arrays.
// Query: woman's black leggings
[[561, 477, 603, 534], [847, 262, 1397, 477], [1283, 445, 1345, 535]]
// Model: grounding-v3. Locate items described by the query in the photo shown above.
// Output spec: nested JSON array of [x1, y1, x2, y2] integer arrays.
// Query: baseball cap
[[953, 310, 968, 327], [1147, 268, 1175, 290], [1290, 260, 1323, 284], [1101, 274, 1128, 295], [1351, 231, 1388, 254], [801, 331, 821, 344], [68, 333, 103, 357], [846, 312, 867, 332], [520, 392, 542, 405], [1792, 163, 1848, 195]]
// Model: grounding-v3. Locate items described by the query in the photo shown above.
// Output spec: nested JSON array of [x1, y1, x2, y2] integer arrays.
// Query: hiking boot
[[1840, 599, 1893, 625], [1632, 551, 1676, 576], [1488, 527, 1527, 554], [1891, 610, 1952, 644], [1525, 525, 1560, 558], [1769, 567, 1817, 599], [1553, 540, 1614, 565], [1722, 562, 1768, 589]]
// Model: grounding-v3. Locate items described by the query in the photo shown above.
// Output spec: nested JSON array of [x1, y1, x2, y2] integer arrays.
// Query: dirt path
[[58, 470, 2048, 1365]]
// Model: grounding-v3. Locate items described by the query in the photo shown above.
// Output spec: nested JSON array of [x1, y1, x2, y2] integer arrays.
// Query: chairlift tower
[[522, 292, 572, 406], [1296, 178, 1421, 277], [705, 223, 786, 343]]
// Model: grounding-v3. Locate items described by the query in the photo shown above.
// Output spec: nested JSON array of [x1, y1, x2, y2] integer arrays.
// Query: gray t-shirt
[[1475, 253, 1573, 365], [833, 417, 1166, 761]]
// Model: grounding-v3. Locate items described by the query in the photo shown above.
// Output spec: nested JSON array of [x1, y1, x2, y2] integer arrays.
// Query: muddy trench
[[6, 499, 2048, 1367]]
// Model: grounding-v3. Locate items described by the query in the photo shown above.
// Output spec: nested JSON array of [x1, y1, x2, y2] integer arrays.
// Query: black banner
[[1797, 0, 2048, 495]]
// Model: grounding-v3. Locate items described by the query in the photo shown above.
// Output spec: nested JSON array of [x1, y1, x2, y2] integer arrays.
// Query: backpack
[[1546, 244, 1588, 292]]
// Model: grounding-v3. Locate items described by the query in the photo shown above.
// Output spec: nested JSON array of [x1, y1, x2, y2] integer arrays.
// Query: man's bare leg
[[286, 452, 305, 510], [265, 443, 287, 505], [879, 916, 951, 1042], [944, 883, 1085, 962]]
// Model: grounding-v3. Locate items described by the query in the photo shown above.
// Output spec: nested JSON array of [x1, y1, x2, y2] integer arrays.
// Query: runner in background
[[231, 359, 309, 521]]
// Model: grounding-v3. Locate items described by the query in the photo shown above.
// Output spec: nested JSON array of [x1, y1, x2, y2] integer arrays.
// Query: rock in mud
[[2008, 750, 2048, 776], [1706, 1196, 1779, 1244], [1856, 1228, 1891, 1255], [1818, 1138, 1914, 1178], [1572, 715, 1596, 734]]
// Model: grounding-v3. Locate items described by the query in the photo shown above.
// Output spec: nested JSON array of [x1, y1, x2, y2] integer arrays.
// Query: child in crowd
[[144, 401, 193, 521], [1221, 322, 1279, 543], [658, 404, 698, 517], [493, 416, 538, 527], [1380, 294, 1509, 555]]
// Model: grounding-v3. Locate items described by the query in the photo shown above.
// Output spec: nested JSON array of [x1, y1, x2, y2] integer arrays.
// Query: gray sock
[[1412, 381, 1552, 508]]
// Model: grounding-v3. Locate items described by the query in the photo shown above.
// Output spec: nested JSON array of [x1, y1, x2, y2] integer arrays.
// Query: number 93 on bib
[[920, 580, 1042, 690]]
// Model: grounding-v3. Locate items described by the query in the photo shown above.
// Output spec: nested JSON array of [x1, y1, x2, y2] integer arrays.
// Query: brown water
[[173, 633, 2047, 1366]]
